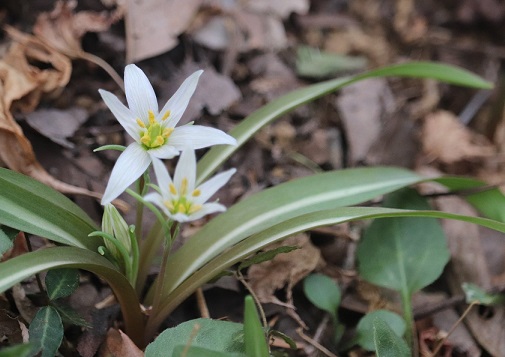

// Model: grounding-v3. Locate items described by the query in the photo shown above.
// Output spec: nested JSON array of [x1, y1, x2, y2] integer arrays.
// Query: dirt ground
[[1, 0, 505, 356]]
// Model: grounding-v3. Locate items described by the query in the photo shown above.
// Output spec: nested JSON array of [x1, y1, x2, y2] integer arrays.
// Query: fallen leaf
[[99, 328, 144, 357], [160, 62, 241, 123], [245, 0, 309, 19], [336, 78, 395, 164], [25, 108, 88, 148], [125, 0, 202, 62], [247, 234, 322, 307], [33, 0, 121, 58], [0, 27, 121, 205], [422, 110, 495, 164]]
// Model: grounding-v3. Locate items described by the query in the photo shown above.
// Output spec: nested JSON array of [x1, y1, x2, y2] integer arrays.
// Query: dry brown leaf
[[422, 110, 494, 164], [0, 27, 120, 205], [99, 328, 144, 357], [125, 0, 203, 62], [33, 0, 120, 58], [247, 234, 322, 307]]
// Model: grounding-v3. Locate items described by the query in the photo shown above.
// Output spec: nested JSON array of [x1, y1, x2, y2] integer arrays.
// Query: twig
[[297, 327, 339, 357], [195, 287, 210, 318]]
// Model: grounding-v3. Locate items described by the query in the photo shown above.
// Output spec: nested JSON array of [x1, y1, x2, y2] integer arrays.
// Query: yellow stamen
[[177, 205, 186, 213], [169, 183, 177, 195], [153, 136, 164, 147], [164, 201, 174, 211], [136, 118, 146, 128], [140, 134, 151, 146], [161, 110, 171, 121], [189, 204, 202, 214], [148, 110, 156, 124], [162, 127, 174, 138], [180, 178, 188, 196], [192, 189, 201, 197]]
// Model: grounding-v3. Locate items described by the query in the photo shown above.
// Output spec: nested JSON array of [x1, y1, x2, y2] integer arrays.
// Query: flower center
[[163, 179, 202, 215], [138, 110, 173, 149]]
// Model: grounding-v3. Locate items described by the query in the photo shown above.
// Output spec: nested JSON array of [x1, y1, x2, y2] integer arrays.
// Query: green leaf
[[296, 45, 367, 79], [0, 247, 143, 346], [357, 189, 450, 294], [197, 62, 491, 184], [0, 225, 18, 256], [145, 318, 246, 357], [29, 306, 63, 357], [172, 345, 245, 357], [238, 246, 299, 271], [303, 274, 340, 320], [0, 168, 100, 250], [373, 318, 410, 357], [154, 205, 505, 329], [355, 310, 406, 351], [435, 177, 505, 223], [244, 296, 269, 357], [462, 282, 505, 306], [0, 343, 34, 357], [45, 268, 80, 300], [52, 301, 92, 328], [162, 167, 423, 298]]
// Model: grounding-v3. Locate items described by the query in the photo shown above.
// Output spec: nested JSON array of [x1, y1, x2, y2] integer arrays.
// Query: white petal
[[188, 202, 227, 221], [196, 168, 236, 203], [148, 145, 180, 159], [168, 125, 237, 150], [99, 89, 140, 141], [168, 212, 192, 223], [151, 157, 174, 198], [125, 64, 158, 120], [159, 70, 203, 127], [143, 192, 165, 207], [101, 143, 151, 205], [174, 150, 197, 193]]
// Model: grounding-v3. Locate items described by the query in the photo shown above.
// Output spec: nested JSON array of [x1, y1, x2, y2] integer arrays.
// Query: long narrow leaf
[[149, 206, 505, 330], [161, 167, 423, 297], [0, 247, 143, 346], [0, 168, 100, 250], [197, 62, 492, 183]]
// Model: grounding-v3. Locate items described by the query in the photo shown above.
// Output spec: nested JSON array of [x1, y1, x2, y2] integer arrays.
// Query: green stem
[[145, 223, 178, 338], [135, 176, 145, 240], [401, 289, 414, 349], [129, 225, 140, 287], [89, 231, 133, 284], [135, 220, 163, 295]]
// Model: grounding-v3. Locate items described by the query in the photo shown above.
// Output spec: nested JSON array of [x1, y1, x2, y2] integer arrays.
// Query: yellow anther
[[136, 118, 146, 128], [161, 110, 171, 121], [148, 110, 156, 124], [169, 183, 177, 195], [162, 127, 174, 138], [189, 204, 202, 214], [180, 178, 188, 196], [192, 189, 201, 197], [164, 201, 174, 211], [153, 136, 164, 147], [140, 134, 151, 146], [177, 205, 186, 213]]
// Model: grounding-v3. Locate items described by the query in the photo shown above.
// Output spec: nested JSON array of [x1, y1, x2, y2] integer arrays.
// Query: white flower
[[99, 64, 237, 204], [145, 150, 236, 222]]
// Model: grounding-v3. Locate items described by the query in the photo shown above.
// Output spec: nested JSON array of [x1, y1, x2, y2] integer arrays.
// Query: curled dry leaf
[[0, 26, 115, 204], [421, 110, 495, 164]]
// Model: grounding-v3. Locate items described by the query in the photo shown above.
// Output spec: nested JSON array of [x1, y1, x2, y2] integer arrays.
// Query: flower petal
[[99, 89, 140, 141], [189, 202, 227, 221], [168, 212, 192, 223], [151, 157, 174, 199], [168, 125, 237, 150], [159, 70, 203, 127], [173, 150, 197, 193], [195, 168, 236, 203], [101, 143, 151, 205], [148, 145, 180, 159], [125, 64, 158, 120]]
